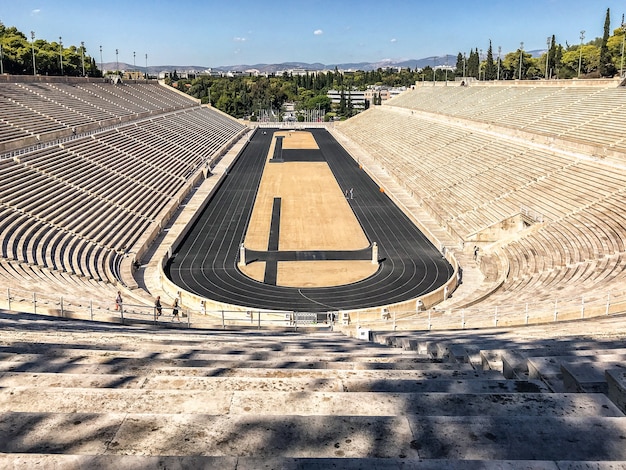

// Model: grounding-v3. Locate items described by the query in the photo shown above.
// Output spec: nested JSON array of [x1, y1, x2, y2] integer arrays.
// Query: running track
[[166, 128, 454, 312]]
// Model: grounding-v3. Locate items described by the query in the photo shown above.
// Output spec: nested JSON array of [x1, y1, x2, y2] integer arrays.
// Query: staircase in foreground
[[0, 310, 625, 468]]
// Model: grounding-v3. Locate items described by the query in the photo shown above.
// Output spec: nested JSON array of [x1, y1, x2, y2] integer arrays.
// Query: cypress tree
[[600, 8, 616, 77], [485, 40, 496, 80], [455, 53, 464, 76], [467, 49, 479, 78]]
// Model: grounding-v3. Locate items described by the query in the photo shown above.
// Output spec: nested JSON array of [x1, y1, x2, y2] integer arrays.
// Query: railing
[[1, 286, 625, 333], [348, 290, 626, 332], [253, 121, 333, 129], [0, 287, 336, 330]]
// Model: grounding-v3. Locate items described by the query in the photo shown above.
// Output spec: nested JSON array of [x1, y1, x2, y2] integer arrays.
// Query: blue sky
[[3, 0, 625, 67]]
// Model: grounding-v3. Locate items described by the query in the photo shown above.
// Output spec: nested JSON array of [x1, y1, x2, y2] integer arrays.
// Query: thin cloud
[[390, 38, 397, 43], [233, 37, 246, 42], [31, 9, 41, 15], [313, 29, 323, 36]]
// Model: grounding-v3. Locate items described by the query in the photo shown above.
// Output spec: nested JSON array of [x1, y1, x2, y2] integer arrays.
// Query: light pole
[[145, 53, 148, 79], [433, 56, 436, 84], [518, 42, 524, 80], [497, 46, 501, 80], [59, 37, 63, 75], [619, 15, 626, 77], [545, 36, 551, 79], [479, 49, 483, 81], [578, 30, 585, 78], [115, 49, 119, 73], [81, 41, 85, 76], [0, 44, 3, 75], [31, 31, 36, 75], [99, 45, 103, 75], [133, 51, 136, 71]]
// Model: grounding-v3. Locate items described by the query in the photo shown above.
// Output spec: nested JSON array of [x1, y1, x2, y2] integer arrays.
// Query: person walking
[[172, 298, 180, 322], [155, 296, 162, 317], [115, 291, 122, 311]]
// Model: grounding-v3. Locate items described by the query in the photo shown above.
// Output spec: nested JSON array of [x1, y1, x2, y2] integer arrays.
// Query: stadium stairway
[[1, 310, 626, 468]]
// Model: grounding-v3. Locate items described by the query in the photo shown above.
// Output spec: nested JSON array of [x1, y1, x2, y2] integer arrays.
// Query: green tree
[[599, 8, 616, 77], [485, 40, 496, 80], [541, 35, 558, 78], [607, 25, 625, 73], [0, 22, 99, 76], [502, 48, 533, 80], [562, 44, 600, 77], [467, 49, 479, 78], [455, 52, 464, 77]]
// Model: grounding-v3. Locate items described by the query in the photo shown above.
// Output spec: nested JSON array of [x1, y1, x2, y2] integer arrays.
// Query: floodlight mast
[[81, 42, 85, 76], [497, 46, 501, 80], [545, 37, 551, 79], [578, 30, 585, 78], [519, 42, 524, 80], [31, 31, 36, 75], [59, 37, 63, 75], [619, 14, 626, 78]]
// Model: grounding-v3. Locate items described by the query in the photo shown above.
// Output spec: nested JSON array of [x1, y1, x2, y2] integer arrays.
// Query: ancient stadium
[[1, 74, 626, 466]]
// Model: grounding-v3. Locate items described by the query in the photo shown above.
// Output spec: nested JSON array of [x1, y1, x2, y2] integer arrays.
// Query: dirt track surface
[[166, 128, 454, 312]]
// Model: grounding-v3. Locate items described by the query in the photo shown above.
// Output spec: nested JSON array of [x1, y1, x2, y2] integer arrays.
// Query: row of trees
[[174, 67, 422, 120], [0, 22, 100, 76], [178, 9, 625, 120], [2, 8, 624, 120], [454, 9, 625, 80]]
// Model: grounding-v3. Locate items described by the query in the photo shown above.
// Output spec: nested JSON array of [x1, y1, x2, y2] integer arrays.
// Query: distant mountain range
[[103, 51, 545, 74]]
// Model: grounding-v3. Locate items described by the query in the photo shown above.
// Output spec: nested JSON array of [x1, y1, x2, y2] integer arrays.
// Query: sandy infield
[[240, 130, 377, 287]]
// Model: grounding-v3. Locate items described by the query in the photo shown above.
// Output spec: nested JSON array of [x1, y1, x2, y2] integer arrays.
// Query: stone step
[[528, 355, 626, 392], [607, 369, 626, 414], [0, 334, 410, 355], [1, 388, 620, 417], [2, 412, 626, 460], [381, 332, 626, 358], [404, 415, 626, 460], [1, 371, 528, 393], [561, 361, 626, 395], [6, 452, 608, 470], [0, 372, 344, 392], [342, 378, 550, 393], [0, 347, 431, 364], [0, 366, 502, 382], [0, 354, 475, 371], [4, 454, 608, 469]]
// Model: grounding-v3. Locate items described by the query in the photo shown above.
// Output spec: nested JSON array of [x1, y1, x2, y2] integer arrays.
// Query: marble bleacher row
[[0, 81, 196, 147], [0, 105, 246, 287], [1, 315, 626, 465], [337, 100, 626, 307], [389, 83, 626, 155]]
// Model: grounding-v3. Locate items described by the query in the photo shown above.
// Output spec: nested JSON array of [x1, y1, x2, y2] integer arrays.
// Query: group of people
[[154, 295, 181, 322], [114, 292, 181, 322]]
